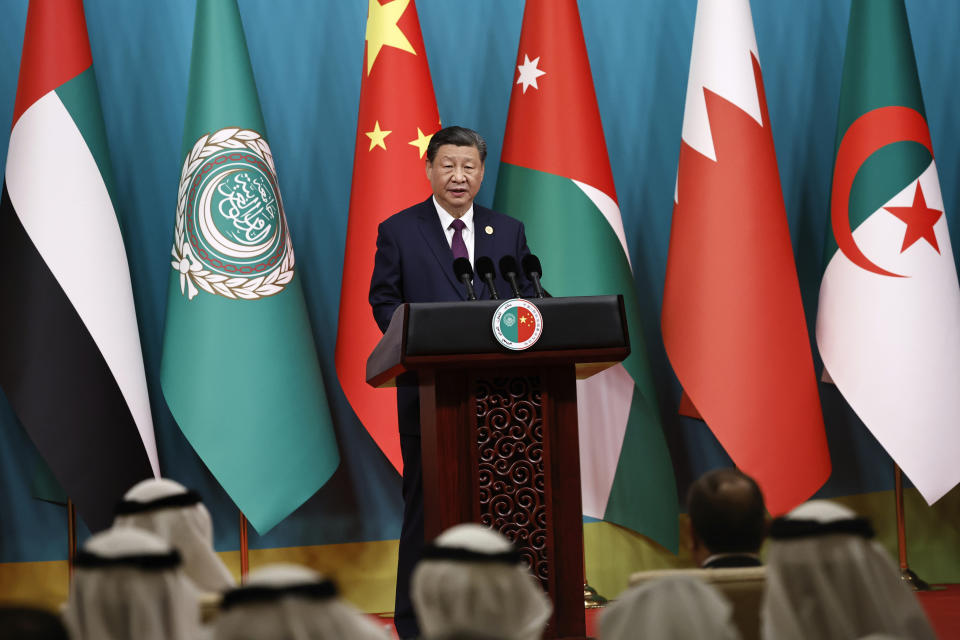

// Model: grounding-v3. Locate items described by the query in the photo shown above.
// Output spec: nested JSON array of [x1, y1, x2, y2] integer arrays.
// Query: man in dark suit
[[687, 468, 767, 569], [369, 126, 535, 639]]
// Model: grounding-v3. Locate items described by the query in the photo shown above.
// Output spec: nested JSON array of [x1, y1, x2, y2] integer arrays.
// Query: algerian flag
[[816, 0, 960, 503], [161, 0, 339, 533], [494, 0, 678, 549]]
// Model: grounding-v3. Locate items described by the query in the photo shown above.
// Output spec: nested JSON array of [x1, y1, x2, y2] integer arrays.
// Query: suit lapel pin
[[485, 225, 494, 235]]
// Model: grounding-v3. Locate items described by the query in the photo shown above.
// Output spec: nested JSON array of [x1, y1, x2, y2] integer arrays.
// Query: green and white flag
[[494, 0, 678, 549], [816, 0, 960, 503], [161, 0, 339, 533]]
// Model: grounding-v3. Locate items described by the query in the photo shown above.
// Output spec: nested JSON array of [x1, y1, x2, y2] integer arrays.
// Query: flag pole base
[[583, 583, 608, 609], [893, 465, 930, 591], [899, 567, 931, 591]]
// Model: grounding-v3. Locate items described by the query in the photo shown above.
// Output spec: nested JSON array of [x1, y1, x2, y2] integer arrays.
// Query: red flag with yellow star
[[336, 0, 439, 472]]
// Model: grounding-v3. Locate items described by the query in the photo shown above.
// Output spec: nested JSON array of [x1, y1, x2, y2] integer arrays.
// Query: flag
[[661, 0, 831, 515], [816, 0, 960, 504], [161, 0, 339, 533], [0, 0, 158, 531], [335, 0, 440, 473], [493, 0, 678, 549]]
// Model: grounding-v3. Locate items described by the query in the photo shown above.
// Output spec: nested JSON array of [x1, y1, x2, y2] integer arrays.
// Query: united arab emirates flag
[[161, 0, 339, 533], [0, 0, 159, 531], [336, 0, 440, 473], [662, 0, 830, 515], [816, 0, 960, 503], [493, 0, 678, 549]]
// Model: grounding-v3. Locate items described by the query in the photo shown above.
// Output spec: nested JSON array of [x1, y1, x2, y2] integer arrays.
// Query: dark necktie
[[450, 218, 469, 261]]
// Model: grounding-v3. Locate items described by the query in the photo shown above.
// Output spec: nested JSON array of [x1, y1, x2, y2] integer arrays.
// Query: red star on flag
[[884, 182, 943, 254]]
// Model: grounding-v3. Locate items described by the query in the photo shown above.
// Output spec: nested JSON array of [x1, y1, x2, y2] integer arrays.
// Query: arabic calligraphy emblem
[[172, 127, 295, 300]]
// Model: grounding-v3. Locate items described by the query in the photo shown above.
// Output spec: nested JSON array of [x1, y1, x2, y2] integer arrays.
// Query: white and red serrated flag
[[335, 0, 440, 472], [661, 0, 831, 514], [0, 0, 158, 531]]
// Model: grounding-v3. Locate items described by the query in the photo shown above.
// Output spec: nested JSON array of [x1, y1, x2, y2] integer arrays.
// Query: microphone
[[475, 256, 500, 300], [522, 254, 545, 298], [452, 257, 477, 300], [498, 255, 523, 298]]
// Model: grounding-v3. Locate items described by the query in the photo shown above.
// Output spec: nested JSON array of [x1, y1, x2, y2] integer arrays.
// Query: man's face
[[425, 144, 485, 217]]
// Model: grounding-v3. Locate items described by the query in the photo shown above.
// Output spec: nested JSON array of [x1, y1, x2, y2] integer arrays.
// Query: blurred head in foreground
[[114, 477, 235, 592], [214, 564, 390, 640], [763, 500, 936, 640], [412, 523, 552, 640], [0, 606, 68, 640], [63, 526, 200, 640], [601, 575, 741, 640]]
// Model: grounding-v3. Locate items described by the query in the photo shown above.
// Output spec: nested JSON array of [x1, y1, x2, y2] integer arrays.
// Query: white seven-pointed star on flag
[[516, 54, 546, 94]]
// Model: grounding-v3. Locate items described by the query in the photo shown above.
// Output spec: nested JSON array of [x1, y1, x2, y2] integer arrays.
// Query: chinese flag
[[335, 0, 440, 472]]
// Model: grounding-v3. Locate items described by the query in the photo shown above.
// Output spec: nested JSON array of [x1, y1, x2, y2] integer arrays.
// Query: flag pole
[[239, 510, 249, 583], [67, 498, 77, 586], [582, 548, 606, 609], [893, 464, 929, 590]]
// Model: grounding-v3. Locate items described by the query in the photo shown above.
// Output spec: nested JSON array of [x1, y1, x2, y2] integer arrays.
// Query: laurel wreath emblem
[[171, 127, 295, 301]]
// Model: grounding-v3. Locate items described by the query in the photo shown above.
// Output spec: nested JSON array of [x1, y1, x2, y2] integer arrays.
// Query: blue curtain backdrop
[[2, 0, 959, 564]]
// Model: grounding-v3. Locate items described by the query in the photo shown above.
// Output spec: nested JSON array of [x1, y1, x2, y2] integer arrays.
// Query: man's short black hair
[[426, 126, 487, 163], [687, 467, 766, 554]]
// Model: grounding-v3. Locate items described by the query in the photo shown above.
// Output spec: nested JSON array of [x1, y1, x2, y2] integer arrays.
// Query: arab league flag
[[161, 0, 339, 533], [0, 0, 159, 531], [493, 0, 678, 549], [816, 0, 960, 504], [336, 0, 440, 474]]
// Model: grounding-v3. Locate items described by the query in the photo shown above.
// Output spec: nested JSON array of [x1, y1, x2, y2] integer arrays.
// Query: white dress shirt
[[433, 196, 475, 267]]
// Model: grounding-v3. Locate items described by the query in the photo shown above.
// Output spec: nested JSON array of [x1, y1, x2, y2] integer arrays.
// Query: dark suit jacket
[[369, 196, 535, 435]]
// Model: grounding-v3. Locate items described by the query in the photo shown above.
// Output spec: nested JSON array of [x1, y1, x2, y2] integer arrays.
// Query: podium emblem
[[492, 299, 543, 350]]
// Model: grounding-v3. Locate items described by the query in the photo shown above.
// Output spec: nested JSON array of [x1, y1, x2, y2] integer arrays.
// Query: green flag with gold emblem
[[161, 0, 339, 533]]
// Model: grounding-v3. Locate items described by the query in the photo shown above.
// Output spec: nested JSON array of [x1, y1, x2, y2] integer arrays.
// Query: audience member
[[762, 500, 936, 640], [411, 523, 551, 640], [213, 563, 389, 640], [0, 606, 68, 640], [687, 468, 766, 568], [63, 526, 201, 640], [114, 477, 235, 592], [601, 575, 742, 640]]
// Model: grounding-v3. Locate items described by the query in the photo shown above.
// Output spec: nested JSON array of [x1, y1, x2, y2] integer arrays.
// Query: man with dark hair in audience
[[687, 467, 767, 568]]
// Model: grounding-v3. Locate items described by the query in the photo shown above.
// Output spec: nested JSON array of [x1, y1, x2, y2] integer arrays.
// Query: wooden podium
[[367, 295, 629, 640]]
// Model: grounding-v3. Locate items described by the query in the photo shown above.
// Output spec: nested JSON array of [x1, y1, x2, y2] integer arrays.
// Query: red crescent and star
[[831, 105, 941, 278], [883, 182, 942, 254]]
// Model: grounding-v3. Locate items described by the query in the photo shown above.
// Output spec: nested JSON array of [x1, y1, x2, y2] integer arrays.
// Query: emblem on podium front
[[492, 299, 543, 350]]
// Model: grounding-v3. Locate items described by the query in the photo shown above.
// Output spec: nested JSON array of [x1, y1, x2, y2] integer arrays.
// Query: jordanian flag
[[161, 0, 339, 533], [0, 0, 159, 531], [816, 0, 960, 503], [494, 0, 678, 549]]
